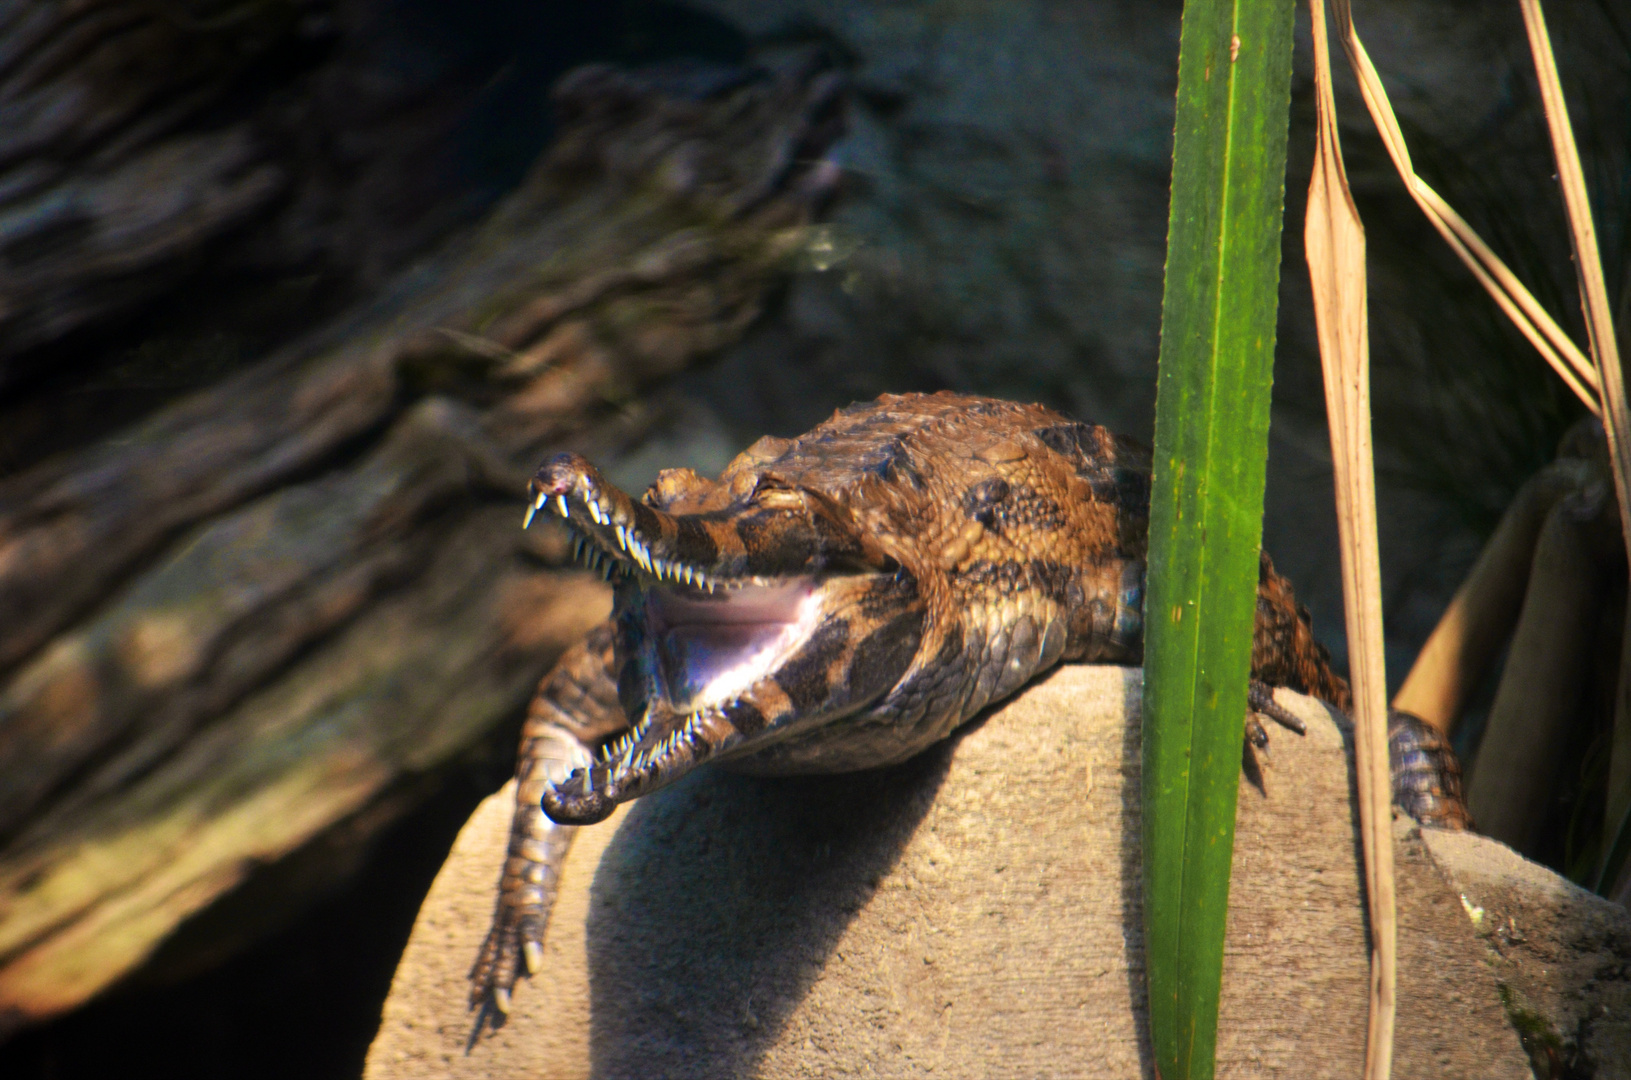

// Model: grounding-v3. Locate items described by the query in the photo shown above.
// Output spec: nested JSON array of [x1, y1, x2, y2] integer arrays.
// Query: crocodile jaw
[[540, 577, 835, 824], [525, 458, 920, 825]]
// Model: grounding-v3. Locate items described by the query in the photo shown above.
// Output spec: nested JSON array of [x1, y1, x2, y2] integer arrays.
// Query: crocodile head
[[524, 440, 924, 824]]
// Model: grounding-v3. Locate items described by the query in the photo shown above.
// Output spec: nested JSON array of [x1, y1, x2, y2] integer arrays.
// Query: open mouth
[[521, 453, 882, 823], [645, 579, 822, 709]]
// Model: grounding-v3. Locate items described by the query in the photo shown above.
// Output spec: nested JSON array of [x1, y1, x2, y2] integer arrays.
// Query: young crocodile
[[470, 390, 1468, 1020]]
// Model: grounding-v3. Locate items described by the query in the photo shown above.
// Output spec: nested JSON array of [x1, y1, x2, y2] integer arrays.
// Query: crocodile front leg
[[470, 621, 627, 1023]]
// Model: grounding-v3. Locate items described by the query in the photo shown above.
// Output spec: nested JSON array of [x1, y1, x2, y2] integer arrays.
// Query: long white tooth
[[524, 491, 549, 529], [555, 494, 569, 517], [589, 501, 604, 525], [616, 524, 629, 550], [637, 546, 652, 574]]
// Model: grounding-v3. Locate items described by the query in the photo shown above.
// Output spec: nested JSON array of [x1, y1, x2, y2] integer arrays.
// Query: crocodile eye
[[964, 478, 1010, 527]]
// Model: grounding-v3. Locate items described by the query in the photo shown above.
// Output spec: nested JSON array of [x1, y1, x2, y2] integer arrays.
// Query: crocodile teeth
[[555, 494, 570, 518], [522, 491, 546, 529]]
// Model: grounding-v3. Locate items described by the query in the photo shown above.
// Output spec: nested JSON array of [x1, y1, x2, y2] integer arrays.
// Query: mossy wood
[[1141, 1, 1297, 1077]]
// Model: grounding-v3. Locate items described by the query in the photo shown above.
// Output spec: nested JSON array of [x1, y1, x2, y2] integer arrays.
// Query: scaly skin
[[469, 391, 1468, 1022]]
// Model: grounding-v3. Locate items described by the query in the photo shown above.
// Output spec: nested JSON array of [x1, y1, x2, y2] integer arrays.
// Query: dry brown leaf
[[1305, 3, 1395, 1075]]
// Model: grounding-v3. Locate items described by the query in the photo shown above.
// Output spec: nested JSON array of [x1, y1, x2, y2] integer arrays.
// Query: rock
[[366, 665, 1603, 1078], [1421, 827, 1631, 1074]]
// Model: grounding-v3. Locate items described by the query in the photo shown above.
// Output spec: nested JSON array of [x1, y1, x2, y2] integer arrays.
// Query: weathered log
[[370, 667, 1631, 1078], [0, 51, 847, 1035], [0, 0, 308, 366]]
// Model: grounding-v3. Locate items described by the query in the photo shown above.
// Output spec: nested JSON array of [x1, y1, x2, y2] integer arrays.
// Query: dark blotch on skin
[[725, 698, 768, 735], [735, 510, 805, 575], [631, 504, 665, 541], [849, 608, 925, 698], [931, 620, 964, 669], [964, 477, 1011, 529], [672, 515, 719, 566], [857, 571, 920, 619], [998, 484, 1067, 532], [1111, 468, 1149, 511], [860, 437, 925, 490], [1034, 422, 1092, 460], [956, 559, 1075, 607], [1034, 422, 1150, 508], [775, 618, 850, 712]]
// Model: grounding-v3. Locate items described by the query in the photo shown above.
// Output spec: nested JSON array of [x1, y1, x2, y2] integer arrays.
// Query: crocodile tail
[[1250, 550, 1351, 712]]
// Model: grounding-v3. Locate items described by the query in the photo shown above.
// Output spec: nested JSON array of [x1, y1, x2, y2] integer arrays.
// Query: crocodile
[[469, 390, 1468, 1021]]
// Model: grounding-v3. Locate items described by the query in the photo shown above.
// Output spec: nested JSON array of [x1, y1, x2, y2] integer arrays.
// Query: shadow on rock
[[584, 740, 956, 1078]]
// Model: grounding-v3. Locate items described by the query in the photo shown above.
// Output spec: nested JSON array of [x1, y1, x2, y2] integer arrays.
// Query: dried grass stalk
[[1327, 0, 1601, 418], [1518, 0, 1631, 560], [1517, 0, 1631, 897], [1304, 3, 1394, 1075]]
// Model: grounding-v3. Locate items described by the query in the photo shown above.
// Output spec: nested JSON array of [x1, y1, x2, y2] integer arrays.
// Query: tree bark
[[0, 31, 846, 1035]]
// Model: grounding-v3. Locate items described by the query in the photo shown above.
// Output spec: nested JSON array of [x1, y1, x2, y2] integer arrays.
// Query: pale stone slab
[[368, 665, 1537, 1078]]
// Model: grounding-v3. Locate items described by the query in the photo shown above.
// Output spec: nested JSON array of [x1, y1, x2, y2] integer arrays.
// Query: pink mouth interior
[[645, 580, 817, 709]]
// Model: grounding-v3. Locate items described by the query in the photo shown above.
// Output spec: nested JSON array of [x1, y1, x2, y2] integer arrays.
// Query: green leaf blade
[[1142, 2, 1297, 1078]]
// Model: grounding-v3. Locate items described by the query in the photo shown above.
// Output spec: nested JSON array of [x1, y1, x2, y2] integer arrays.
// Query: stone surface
[[368, 666, 1550, 1078], [1423, 826, 1631, 1074]]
